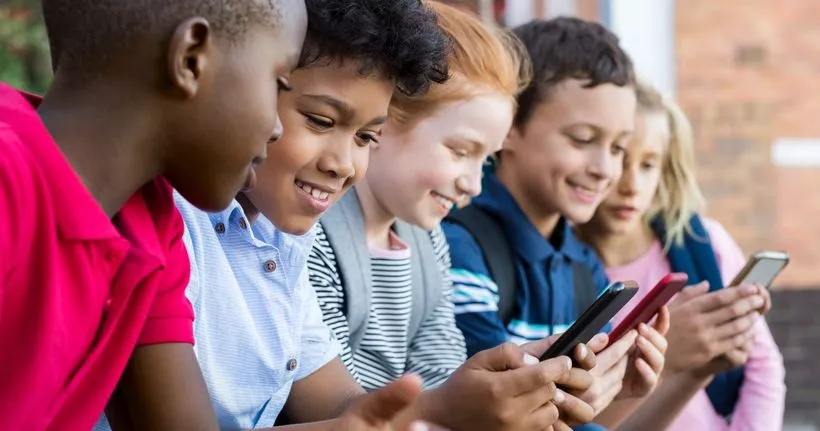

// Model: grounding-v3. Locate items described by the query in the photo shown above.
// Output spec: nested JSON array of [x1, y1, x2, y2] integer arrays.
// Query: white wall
[[608, 0, 677, 97]]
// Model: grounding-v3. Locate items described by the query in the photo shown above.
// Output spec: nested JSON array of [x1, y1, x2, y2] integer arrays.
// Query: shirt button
[[286, 358, 298, 371], [264, 260, 277, 273], [239, 218, 248, 230], [215, 222, 226, 234], [104, 298, 113, 309]]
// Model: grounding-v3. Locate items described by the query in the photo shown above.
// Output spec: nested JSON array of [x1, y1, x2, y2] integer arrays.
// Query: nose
[[317, 135, 357, 179], [617, 164, 639, 196], [587, 147, 618, 183], [270, 115, 284, 142], [456, 164, 483, 198]]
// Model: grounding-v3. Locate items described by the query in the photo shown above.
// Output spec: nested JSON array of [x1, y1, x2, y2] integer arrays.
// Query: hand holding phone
[[608, 273, 688, 345], [539, 281, 639, 362]]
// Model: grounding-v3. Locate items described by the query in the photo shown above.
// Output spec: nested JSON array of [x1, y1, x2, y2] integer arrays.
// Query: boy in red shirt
[[0, 0, 307, 429]]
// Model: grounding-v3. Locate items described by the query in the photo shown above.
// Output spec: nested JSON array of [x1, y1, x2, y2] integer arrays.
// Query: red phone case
[[608, 273, 689, 344]]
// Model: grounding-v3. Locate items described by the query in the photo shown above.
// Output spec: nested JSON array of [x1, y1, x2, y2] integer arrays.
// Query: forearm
[[615, 372, 711, 431], [594, 398, 644, 430]]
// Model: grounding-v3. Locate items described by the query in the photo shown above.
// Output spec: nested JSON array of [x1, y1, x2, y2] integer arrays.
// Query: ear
[[167, 17, 212, 99]]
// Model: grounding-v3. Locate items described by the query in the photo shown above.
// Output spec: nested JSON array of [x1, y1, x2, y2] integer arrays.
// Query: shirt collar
[[472, 172, 587, 263]]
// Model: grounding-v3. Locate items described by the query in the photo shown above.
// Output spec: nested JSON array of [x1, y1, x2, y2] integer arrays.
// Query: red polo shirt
[[0, 84, 195, 430]]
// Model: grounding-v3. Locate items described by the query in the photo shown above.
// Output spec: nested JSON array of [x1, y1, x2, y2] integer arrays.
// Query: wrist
[[394, 388, 448, 429]]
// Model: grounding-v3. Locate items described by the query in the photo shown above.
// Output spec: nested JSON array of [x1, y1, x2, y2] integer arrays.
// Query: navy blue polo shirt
[[442, 171, 610, 356]]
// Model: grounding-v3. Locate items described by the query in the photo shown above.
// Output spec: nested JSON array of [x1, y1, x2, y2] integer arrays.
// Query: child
[[0, 0, 305, 429], [158, 0, 449, 428], [309, 3, 600, 430], [441, 17, 669, 429], [576, 81, 785, 431]]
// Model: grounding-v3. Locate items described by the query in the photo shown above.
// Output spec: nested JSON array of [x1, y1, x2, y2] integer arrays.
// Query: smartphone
[[729, 251, 790, 289], [539, 280, 639, 362], [607, 273, 688, 344]]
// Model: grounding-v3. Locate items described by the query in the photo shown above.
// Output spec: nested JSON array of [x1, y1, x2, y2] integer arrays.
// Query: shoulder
[[701, 217, 747, 281], [441, 220, 485, 268]]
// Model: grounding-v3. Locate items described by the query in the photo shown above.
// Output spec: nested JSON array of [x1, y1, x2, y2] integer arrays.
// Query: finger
[[705, 295, 764, 326], [354, 374, 423, 424], [638, 322, 668, 355], [673, 282, 710, 303], [472, 342, 537, 372], [713, 312, 759, 341], [653, 306, 671, 336], [586, 333, 609, 354], [715, 328, 756, 359], [504, 356, 572, 397], [521, 333, 564, 358], [553, 421, 573, 431], [555, 367, 594, 393], [595, 331, 637, 373], [636, 333, 666, 374], [514, 378, 559, 414], [756, 286, 772, 314], [572, 343, 596, 371], [693, 284, 758, 313], [634, 357, 659, 390], [555, 390, 596, 425], [519, 399, 561, 429]]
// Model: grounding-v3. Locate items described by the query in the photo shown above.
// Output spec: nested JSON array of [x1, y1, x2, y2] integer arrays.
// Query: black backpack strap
[[571, 261, 598, 316], [446, 206, 517, 324]]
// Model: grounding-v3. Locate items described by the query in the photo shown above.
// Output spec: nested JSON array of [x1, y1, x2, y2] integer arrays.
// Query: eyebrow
[[302, 94, 387, 126]]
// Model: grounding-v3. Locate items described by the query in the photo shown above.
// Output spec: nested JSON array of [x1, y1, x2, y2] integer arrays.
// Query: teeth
[[296, 180, 330, 201], [311, 188, 321, 198], [434, 194, 454, 210], [319, 191, 329, 200]]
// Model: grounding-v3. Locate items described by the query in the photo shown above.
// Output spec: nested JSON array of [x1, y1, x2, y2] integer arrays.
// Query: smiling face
[[590, 110, 669, 236], [364, 91, 515, 230], [497, 78, 637, 230], [241, 60, 394, 234]]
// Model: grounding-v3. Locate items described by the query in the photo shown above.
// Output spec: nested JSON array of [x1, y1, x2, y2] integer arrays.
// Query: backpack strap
[[319, 190, 372, 354], [394, 221, 443, 345], [446, 206, 517, 324], [571, 261, 598, 315]]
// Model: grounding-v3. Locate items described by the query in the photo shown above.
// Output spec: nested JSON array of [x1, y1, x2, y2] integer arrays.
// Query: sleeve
[[0, 127, 31, 288], [728, 318, 786, 431], [703, 219, 787, 430], [294, 269, 343, 381], [404, 227, 467, 389], [441, 220, 511, 357], [307, 224, 361, 382], [137, 183, 195, 346]]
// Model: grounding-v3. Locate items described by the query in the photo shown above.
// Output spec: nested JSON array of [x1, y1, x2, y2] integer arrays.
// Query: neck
[[355, 180, 396, 249], [495, 160, 561, 237], [37, 80, 163, 218], [579, 221, 656, 268], [236, 193, 259, 224]]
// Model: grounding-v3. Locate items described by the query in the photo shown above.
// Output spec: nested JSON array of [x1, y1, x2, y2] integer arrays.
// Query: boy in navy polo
[[443, 17, 670, 429]]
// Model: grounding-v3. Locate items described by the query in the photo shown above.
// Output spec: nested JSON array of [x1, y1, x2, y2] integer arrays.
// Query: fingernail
[[753, 296, 764, 307], [743, 285, 757, 294], [564, 356, 572, 369], [410, 421, 430, 431], [578, 344, 588, 359], [524, 354, 539, 365], [554, 388, 566, 404]]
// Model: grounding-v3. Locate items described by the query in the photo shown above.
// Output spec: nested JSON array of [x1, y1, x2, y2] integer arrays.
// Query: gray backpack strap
[[319, 190, 372, 354], [394, 220, 443, 346]]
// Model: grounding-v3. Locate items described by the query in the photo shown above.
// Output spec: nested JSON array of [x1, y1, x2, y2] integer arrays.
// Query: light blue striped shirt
[[95, 196, 340, 430], [178, 195, 341, 428]]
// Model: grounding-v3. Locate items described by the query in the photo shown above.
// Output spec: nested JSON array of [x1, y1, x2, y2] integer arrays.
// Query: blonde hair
[[388, 0, 531, 129], [637, 81, 706, 249]]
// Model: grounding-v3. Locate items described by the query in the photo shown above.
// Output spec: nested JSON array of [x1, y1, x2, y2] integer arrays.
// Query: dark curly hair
[[299, 0, 451, 97], [512, 17, 635, 129]]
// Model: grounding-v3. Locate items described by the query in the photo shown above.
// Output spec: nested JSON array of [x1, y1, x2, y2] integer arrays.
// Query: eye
[[612, 143, 627, 155], [641, 161, 657, 170], [355, 131, 380, 147], [277, 77, 293, 93], [568, 135, 594, 145], [450, 147, 469, 158], [304, 114, 334, 130]]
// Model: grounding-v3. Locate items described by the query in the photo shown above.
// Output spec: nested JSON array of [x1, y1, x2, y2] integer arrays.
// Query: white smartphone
[[729, 251, 790, 289]]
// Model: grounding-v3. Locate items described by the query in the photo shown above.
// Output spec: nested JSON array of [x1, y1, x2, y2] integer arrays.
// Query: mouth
[[431, 191, 457, 215], [608, 204, 639, 220], [567, 180, 603, 205], [295, 179, 338, 213]]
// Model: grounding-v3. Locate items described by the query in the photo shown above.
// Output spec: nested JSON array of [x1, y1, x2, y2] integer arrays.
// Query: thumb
[[678, 281, 710, 299], [351, 374, 423, 425], [471, 342, 538, 372]]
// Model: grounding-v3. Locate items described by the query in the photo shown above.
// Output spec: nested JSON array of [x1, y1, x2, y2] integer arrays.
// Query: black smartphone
[[539, 280, 639, 362]]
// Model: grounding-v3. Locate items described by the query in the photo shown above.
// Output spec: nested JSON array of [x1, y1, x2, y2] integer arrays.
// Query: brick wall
[[768, 290, 820, 428], [676, 0, 820, 288]]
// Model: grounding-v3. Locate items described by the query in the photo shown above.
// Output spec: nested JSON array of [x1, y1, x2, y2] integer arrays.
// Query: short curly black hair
[[42, 0, 293, 75], [512, 17, 635, 129], [299, 0, 451, 97]]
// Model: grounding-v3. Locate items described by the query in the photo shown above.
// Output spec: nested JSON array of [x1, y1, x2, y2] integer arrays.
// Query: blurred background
[[2, 0, 817, 428]]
